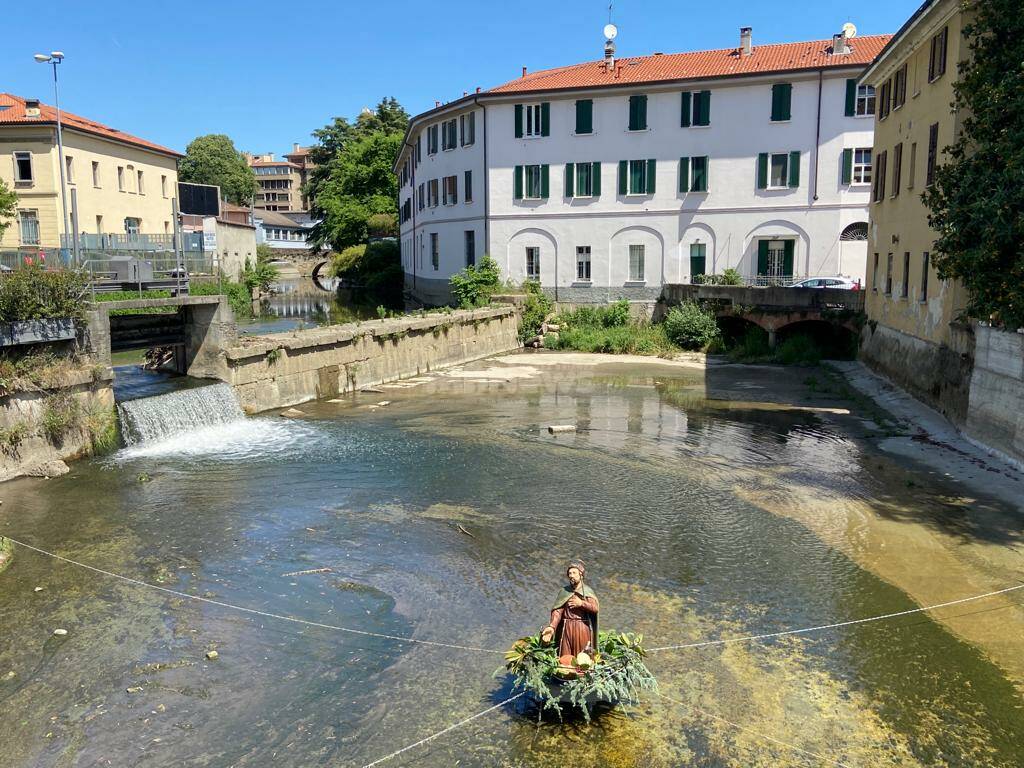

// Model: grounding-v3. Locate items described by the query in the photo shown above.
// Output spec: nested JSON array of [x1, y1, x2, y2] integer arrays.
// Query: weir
[[117, 383, 246, 445]]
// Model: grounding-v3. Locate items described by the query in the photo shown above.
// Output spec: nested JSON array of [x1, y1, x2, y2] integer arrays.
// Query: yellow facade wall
[[0, 124, 178, 249]]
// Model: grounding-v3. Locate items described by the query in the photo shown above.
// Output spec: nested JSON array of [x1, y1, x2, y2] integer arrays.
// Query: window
[[92, 161, 101, 187], [770, 83, 792, 121], [576, 246, 591, 281], [690, 156, 708, 192], [565, 162, 601, 198], [575, 162, 592, 197], [459, 112, 476, 146], [901, 252, 911, 298], [757, 239, 794, 279], [442, 118, 457, 151], [842, 147, 872, 185], [872, 253, 880, 291], [681, 91, 711, 127], [418, 182, 425, 210], [464, 170, 473, 203], [442, 175, 457, 205], [13, 151, 33, 183], [514, 164, 549, 200], [415, 135, 422, 164], [908, 143, 917, 190], [516, 103, 549, 138], [879, 79, 892, 120], [929, 26, 948, 82], [926, 123, 939, 186], [770, 153, 789, 188], [428, 178, 439, 207], [575, 100, 593, 134], [65, 155, 74, 184], [757, 152, 800, 189], [885, 253, 893, 294], [628, 244, 645, 281], [95, 215, 103, 234], [18, 210, 40, 245], [117, 166, 125, 191], [891, 143, 903, 196], [856, 84, 876, 116], [137, 170, 145, 195], [619, 159, 655, 195], [628, 94, 648, 130], [921, 252, 930, 301], [125, 217, 141, 236], [161, 175, 168, 197], [525, 246, 540, 279], [689, 243, 707, 282], [464, 230, 475, 266], [428, 124, 439, 154], [872, 150, 888, 202], [430, 233, 439, 270], [893, 64, 908, 109]]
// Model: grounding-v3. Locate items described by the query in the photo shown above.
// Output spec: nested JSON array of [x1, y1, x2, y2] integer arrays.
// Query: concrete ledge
[[87, 295, 223, 311]]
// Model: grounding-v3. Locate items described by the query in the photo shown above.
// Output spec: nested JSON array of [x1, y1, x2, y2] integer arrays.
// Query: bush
[[242, 258, 279, 293], [557, 299, 630, 329], [775, 334, 822, 365], [662, 301, 720, 350], [449, 255, 502, 308], [0, 265, 87, 322], [330, 240, 402, 306], [720, 268, 743, 286], [728, 326, 771, 361], [94, 290, 175, 315], [190, 279, 253, 319], [41, 391, 81, 444], [550, 323, 676, 356], [519, 280, 553, 342]]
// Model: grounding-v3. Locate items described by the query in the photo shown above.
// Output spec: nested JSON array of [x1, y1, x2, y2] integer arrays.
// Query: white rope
[[647, 582, 1024, 652], [3, 536, 503, 654], [360, 691, 526, 768], [654, 690, 852, 767]]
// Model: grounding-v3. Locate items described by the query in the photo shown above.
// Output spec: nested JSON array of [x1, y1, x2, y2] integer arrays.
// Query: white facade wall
[[399, 69, 874, 305]]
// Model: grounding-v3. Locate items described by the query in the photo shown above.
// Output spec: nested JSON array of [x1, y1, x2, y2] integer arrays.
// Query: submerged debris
[[548, 424, 577, 434]]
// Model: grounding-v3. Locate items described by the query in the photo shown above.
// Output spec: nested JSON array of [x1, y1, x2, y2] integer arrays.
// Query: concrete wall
[[964, 326, 1024, 466], [223, 305, 520, 413], [212, 220, 257, 281]]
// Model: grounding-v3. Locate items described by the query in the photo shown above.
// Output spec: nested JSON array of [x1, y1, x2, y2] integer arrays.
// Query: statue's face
[[567, 567, 582, 586]]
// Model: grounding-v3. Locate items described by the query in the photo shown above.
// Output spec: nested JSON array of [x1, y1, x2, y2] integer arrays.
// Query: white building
[[396, 27, 890, 305]]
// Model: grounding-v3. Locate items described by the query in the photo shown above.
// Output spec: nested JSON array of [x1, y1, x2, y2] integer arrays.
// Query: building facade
[[858, 0, 974, 421], [396, 29, 890, 306], [282, 144, 315, 211], [248, 153, 304, 213], [0, 92, 181, 252]]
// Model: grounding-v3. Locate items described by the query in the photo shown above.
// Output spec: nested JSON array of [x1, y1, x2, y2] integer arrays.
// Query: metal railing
[[690, 273, 808, 287], [60, 232, 205, 253]]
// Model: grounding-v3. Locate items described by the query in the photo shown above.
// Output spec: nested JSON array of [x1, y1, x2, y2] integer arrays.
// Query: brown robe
[[548, 588, 599, 658]]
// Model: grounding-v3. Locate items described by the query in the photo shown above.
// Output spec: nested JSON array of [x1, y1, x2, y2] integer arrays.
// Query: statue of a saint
[[541, 560, 599, 658]]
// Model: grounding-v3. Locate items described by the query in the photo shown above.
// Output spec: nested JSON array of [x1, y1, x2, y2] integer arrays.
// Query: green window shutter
[[783, 240, 795, 276], [576, 100, 593, 134], [788, 151, 801, 187], [844, 79, 857, 117], [618, 160, 628, 194], [678, 157, 689, 193], [628, 96, 638, 129], [771, 83, 792, 121], [757, 240, 769, 275], [757, 153, 769, 189], [639, 95, 648, 129], [646, 158, 657, 194], [591, 162, 601, 196], [693, 156, 708, 192], [680, 92, 691, 127], [841, 148, 853, 184], [540, 164, 550, 197], [514, 165, 523, 199], [564, 163, 575, 197], [541, 102, 550, 136], [514, 105, 523, 138], [696, 91, 711, 126]]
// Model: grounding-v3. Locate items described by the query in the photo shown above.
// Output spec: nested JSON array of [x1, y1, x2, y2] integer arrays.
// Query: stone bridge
[[660, 284, 865, 347]]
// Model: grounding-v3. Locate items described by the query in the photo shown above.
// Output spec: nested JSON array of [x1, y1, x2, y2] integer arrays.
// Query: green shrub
[[189, 279, 253, 319], [94, 290, 175, 315], [728, 326, 771, 361], [0, 264, 87, 322], [449, 256, 502, 308], [775, 334, 822, 365], [556, 299, 629, 329], [41, 392, 81, 444], [330, 240, 402, 306], [518, 281, 552, 342], [550, 323, 676, 356], [720, 268, 743, 286], [662, 301, 720, 350], [242, 257, 279, 293]]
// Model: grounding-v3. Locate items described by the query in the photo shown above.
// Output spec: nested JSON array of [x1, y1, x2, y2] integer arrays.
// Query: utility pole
[[33, 52, 72, 264]]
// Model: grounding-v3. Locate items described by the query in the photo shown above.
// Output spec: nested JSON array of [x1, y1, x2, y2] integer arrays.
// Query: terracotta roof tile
[[0, 93, 181, 157], [487, 35, 891, 94]]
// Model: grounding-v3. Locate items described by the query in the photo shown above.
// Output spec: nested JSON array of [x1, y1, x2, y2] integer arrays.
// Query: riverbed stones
[[24, 460, 70, 479], [280, 408, 305, 418], [205, 650, 219, 661], [548, 425, 577, 434], [52, 628, 67, 636]]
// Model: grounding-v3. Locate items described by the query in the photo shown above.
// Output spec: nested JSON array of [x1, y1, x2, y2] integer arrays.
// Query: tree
[[922, 0, 1024, 328], [179, 134, 257, 205], [0, 179, 17, 240]]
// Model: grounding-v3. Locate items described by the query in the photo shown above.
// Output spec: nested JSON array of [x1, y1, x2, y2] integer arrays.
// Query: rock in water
[[25, 460, 70, 478], [280, 408, 305, 419], [548, 425, 577, 434], [205, 650, 219, 660], [52, 629, 68, 637]]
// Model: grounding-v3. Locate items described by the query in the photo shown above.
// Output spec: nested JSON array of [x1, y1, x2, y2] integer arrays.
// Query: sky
[[3, 0, 917, 156]]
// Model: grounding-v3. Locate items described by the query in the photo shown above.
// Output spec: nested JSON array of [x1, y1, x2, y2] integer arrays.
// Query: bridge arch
[[775, 318, 859, 359], [311, 260, 333, 291]]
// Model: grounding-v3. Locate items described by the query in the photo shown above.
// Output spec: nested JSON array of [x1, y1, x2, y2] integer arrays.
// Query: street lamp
[[34, 51, 72, 262]]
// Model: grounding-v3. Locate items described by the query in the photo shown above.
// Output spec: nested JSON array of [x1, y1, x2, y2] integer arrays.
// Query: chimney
[[604, 38, 616, 70], [24, 98, 41, 117], [740, 27, 753, 57], [832, 32, 851, 55], [522, 66, 528, 78], [292, 142, 300, 152]]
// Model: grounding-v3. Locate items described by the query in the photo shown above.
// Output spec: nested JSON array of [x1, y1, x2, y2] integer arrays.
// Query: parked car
[[791, 277, 860, 290]]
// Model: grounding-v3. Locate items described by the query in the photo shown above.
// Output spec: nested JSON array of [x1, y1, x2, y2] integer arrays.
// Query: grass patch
[[94, 290, 175, 315], [40, 392, 82, 445], [549, 300, 678, 357], [85, 404, 120, 454], [0, 421, 31, 454], [0, 350, 84, 394]]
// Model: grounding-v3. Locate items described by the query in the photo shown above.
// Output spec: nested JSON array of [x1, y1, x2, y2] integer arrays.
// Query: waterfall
[[117, 383, 246, 445]]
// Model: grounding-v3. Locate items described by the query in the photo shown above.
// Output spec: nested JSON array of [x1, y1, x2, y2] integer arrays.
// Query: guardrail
[[61, 232, 205, 253]]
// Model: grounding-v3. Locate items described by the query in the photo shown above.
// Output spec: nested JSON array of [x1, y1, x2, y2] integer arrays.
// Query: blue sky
[[4, 0, 915, 156]]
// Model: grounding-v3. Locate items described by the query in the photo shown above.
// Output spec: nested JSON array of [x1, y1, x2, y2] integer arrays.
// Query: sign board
[[202, 217, 217, 250], [178, 182, 221, 217]]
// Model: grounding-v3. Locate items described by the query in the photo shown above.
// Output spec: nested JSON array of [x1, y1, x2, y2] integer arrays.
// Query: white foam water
[[118, 383, 246, 445]]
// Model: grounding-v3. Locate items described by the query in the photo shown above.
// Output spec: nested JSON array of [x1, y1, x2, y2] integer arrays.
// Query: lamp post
[[33, 52, 72, 263]]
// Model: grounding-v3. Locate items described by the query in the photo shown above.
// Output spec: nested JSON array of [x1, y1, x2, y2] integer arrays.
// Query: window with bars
[[576, 246, 591, 281], [18, 210, 40, 244]]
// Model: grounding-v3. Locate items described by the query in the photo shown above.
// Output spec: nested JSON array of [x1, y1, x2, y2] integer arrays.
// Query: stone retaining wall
[[223, 306, 520, 413], [964, 325, 1024, 467]]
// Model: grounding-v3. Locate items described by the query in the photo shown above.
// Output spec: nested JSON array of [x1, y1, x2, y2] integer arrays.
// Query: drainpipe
[[472, 95, 489, 272], [812, 69, 823, 203]]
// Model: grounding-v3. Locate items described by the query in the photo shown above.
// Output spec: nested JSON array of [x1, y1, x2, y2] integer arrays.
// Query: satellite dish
[[842, 22, 857, 38], [604, 23, 618, 40]]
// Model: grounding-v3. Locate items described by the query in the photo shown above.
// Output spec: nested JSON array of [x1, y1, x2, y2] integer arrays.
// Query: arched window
[[840, 222, 868, 241]]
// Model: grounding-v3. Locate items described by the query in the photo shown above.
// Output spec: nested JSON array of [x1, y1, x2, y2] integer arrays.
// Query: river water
[[1, 354, 1022, 767]]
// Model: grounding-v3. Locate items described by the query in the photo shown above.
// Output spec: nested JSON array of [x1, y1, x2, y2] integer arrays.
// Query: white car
[[791, 277, 860, 290]]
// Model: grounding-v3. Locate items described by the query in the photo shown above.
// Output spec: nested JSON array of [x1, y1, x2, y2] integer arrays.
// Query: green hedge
[[0, 265, 87, 322]]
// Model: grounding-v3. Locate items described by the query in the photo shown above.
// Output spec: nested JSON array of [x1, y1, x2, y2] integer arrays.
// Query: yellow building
[[248, 153, 304, 213], [859, 0, 974, 421], [0, 93, 181, 252], [282, 143, 315, 212]]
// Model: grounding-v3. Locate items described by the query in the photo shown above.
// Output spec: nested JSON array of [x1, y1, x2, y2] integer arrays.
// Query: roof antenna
[[604, 3, 618, 70]]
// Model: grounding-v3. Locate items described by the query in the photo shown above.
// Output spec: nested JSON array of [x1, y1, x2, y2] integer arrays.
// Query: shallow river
[[1, 354, 1023, 767]]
